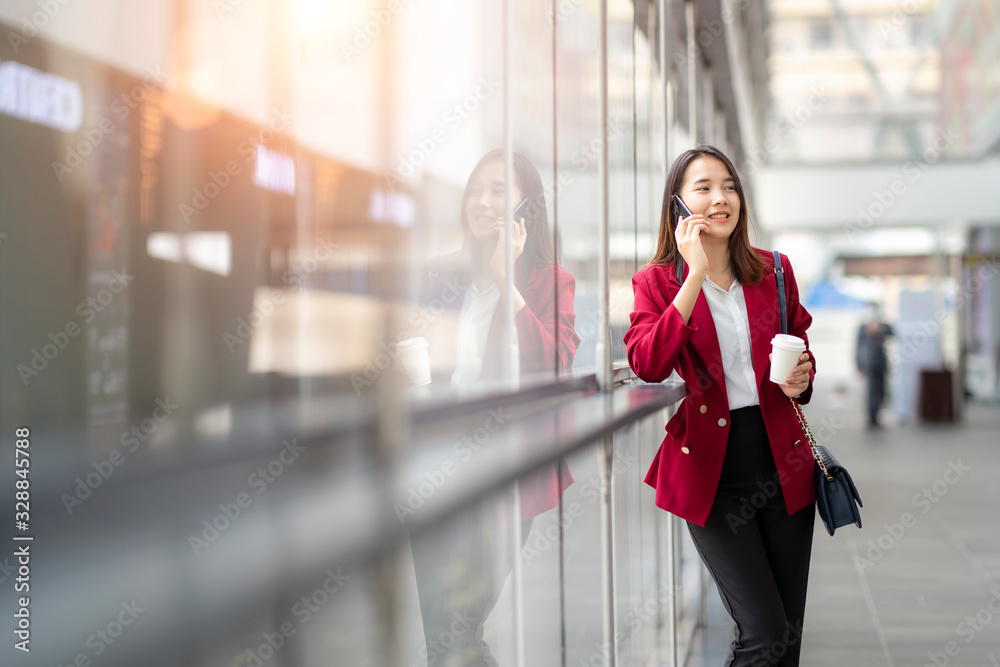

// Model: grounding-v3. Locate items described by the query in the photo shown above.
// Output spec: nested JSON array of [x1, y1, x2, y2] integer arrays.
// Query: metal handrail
[[28, 377, 686, 667]]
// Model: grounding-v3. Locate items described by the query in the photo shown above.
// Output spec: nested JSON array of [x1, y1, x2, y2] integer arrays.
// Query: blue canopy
[[803, 279, 871, 308]]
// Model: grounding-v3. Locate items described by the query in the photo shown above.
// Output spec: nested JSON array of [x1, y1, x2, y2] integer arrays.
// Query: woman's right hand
[[675, 214, 709, 277]]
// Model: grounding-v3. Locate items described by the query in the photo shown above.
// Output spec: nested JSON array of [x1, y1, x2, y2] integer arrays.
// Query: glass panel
[[518, 463, 569, 666], [405, 488, 520, 667], [614, 411, 664, 662], [560, 445, 607, 665], [608, 0, 638, 365], [508, 0, 583, 389], [387, 0, 517, 402], [274, 558, 389, 667], [508, 1, 567, 662], [644, 2, 668, 278], [553, 0, 601, 377]]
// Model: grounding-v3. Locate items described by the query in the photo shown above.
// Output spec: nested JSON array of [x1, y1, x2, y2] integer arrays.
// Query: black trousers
[[686, 406, 815, 667]]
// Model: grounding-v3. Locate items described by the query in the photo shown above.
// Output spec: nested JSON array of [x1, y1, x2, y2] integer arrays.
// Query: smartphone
[[672, 194, 693, 219], [511, 196, 530, 223]]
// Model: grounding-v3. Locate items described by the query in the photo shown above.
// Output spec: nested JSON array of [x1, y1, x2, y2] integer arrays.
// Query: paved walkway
[[688, 384, 1000, 667]]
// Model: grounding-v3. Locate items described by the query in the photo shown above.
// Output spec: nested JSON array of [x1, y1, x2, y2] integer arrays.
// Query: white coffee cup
[[396, 337, 431, 386], [769, 334, 806, 385]]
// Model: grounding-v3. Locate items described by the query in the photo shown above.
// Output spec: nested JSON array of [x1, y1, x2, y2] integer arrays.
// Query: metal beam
[[754, 159, 1000, 230]]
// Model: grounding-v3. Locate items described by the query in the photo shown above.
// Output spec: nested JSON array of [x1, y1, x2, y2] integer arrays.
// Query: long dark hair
[[648, 145, 764, 286], [460, 150, 557, 274]]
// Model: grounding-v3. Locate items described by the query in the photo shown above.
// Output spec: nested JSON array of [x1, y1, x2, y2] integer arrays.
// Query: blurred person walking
[[856, 302, 894, 428], [625, 146, 817, 666]]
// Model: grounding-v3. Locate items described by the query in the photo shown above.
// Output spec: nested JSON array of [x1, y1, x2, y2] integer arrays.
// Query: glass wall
[[0, 0, 754, 430], [0, 0, 761, 665]]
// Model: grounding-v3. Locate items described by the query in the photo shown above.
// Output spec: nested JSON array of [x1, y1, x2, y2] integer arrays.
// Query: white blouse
[[701, 276, 760, 410], [450, 282, 501, 388]]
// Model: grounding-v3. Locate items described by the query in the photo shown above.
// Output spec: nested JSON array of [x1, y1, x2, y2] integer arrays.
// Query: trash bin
[[918, 369, 954, 422]]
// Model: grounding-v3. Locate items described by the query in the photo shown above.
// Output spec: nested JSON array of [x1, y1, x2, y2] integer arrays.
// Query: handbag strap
[[773, 250, 787, 335], [789, 397, 833, 481], [773, 250, 831, 481]]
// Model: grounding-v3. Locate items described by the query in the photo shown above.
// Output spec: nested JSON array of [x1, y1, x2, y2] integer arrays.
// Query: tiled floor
[[686, 388, 1000, 667]]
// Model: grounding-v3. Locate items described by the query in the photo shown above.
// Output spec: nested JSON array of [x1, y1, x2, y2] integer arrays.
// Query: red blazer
[[623, 249, 817, 526], [425, 253, 581, 380]]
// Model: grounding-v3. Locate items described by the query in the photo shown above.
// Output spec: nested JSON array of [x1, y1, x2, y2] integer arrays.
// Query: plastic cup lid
[[771, 334, 806, 349], [396, 337, 428, 351]]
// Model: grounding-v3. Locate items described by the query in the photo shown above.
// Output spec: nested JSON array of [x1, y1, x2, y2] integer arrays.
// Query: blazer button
[[718, 418, 727, 427], [699, 405, 708, 414], [681, 446, 690, 454]]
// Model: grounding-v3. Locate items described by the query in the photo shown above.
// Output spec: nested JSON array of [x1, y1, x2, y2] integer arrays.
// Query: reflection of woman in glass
[[423, 149, 580, 387], [625, 146, 816, 666], [411, 150, 579, 666]]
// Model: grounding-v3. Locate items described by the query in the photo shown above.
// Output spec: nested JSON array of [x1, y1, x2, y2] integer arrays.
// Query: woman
[[623, 146, 817, 666], [412, 150, 579, 666]]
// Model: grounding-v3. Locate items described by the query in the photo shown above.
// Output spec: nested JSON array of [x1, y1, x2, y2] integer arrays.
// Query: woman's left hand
[[771, 352, 812, 398], [490, 217, 527, 281]]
